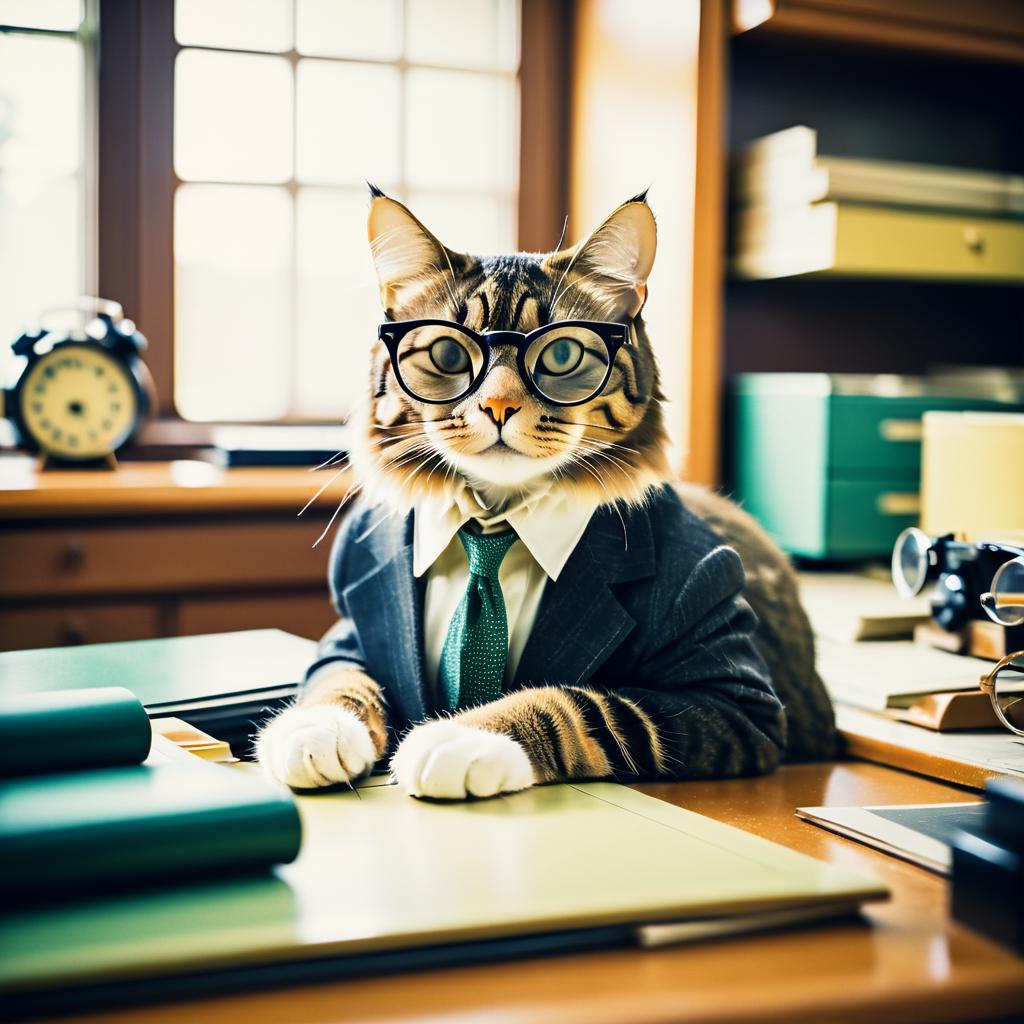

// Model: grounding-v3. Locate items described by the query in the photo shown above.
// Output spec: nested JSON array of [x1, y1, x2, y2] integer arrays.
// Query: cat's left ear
[[546, 193, 657, 320]]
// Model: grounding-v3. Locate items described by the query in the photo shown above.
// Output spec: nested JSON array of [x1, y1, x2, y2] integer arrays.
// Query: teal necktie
[[439, 528, 518, 712]]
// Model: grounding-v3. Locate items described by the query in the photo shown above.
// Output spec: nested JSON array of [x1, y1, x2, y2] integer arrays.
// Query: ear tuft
[[625, 187, 651, 205], [366, 181, 387, 199]]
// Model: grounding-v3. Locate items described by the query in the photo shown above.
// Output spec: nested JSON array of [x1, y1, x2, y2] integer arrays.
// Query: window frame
[[97, 0, 570, 426]]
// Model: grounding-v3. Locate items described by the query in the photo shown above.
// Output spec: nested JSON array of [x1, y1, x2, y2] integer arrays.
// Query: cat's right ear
[[367, 188, 471, 316]]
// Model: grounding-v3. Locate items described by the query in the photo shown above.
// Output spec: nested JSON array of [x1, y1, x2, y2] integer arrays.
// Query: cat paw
[[257, 704, 377, 789], [391, 720, 535, 800]]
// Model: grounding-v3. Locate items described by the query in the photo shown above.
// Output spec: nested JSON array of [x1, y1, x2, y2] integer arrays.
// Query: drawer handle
[[62, 618, 86, 645], [59, 539, 85, 570], [879, 419, 923, 443], [963, 227, 985, 254], [877, 492, 921, 516]]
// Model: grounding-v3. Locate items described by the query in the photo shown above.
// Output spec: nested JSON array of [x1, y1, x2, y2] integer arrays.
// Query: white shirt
[[414, 484, 599, 697]]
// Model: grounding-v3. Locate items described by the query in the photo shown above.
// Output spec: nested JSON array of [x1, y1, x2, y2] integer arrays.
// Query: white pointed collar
[[413, 481, 599, 581]]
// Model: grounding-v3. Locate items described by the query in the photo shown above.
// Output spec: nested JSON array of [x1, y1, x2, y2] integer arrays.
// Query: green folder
[[0, 777, 888, 1014], [0, 630, 316, 751]]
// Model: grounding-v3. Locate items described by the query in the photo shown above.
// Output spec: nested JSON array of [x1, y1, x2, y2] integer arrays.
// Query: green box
[[731, 374, 1019, 560]]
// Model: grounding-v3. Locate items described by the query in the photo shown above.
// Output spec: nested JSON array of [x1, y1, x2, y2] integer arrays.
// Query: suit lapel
[[341, 512, 428, 727], [513, 504, 655, 687]]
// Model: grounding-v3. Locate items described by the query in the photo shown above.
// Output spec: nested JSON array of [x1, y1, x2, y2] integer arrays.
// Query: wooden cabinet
[[0, 460, 349, 652]]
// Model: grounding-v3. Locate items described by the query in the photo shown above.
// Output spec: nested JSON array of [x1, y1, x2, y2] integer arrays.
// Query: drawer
[[735, 203, 1024, 282], [825, 480, 921, 559], [177, 592, 336, 640], [827, 394, 1017, 476], [0, 519, 332, 599], [0, 600, 163, 652], [833, 204, 1024, 283]]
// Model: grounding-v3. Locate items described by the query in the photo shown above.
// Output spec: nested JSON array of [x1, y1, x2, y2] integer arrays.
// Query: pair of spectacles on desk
[[892, 528, 1024, 738]]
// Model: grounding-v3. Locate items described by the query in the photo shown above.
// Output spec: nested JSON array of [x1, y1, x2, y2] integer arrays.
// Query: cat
[[257, 187, 834, 799]]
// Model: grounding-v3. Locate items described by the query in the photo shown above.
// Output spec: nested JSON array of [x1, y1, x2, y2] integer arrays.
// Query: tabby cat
[[257, 187, 835, 799]]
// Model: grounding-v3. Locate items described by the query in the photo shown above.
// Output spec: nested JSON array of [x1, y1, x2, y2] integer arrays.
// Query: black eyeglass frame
[[377, 319, 631, 407]]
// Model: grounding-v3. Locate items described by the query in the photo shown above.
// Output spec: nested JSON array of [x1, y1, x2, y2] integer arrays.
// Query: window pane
[[175, 49, 293, 183], [406, 192, 514, 256], [175, 0, 293, 53], [175, 185, 293, 421], [0, 33, 83, 369], [0, 0, 81, 30], [294, 189, 380, 417], [405, 69, 516, 190], [0, 177, 81, 373], [0, 33, 81, 178], [296, 60, 400, 186], [296, 0, 401, 59], [405, 0, 518, 69]]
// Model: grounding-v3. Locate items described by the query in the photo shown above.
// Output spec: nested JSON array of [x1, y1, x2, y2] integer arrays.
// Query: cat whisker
[[297, 463, 349, 518]]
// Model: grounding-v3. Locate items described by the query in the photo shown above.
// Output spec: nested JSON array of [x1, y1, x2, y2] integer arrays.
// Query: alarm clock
[[3, 299, 155, 468]]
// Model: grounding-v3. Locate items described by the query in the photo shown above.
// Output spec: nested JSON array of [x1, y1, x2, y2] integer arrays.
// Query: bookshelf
[[718, 1, 1024, 486]]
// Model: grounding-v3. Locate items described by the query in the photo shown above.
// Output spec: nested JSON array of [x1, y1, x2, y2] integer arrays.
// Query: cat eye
[[378, 319, 629, 407]]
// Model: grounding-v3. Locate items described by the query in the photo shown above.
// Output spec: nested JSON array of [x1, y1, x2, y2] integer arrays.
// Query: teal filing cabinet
[[731, 374, 1018, 560]]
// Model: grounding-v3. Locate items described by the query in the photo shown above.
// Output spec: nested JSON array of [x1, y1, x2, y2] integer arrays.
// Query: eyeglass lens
[[394, 325, 487, 403], [394, 324, 612, 405], [985, 557, 1024, 627], [993, 654, 1024, 734], [892, 527, 932, 598]]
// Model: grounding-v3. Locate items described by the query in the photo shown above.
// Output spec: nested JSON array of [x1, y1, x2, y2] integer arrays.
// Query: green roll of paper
[[0, 763, 302, 901], [0, 687, 152, 777]]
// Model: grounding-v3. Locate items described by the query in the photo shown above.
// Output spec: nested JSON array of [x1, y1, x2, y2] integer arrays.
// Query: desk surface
[[46, 761, 1024, 1024]]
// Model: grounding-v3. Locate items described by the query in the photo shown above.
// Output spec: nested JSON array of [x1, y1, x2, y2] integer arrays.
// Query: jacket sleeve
[[303, 508, 369, 684], [612, 544, 787, 779], [458, 543, 787, 785]]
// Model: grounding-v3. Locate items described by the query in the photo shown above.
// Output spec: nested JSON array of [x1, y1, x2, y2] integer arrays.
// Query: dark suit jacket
[[307, 485, 787, 780]]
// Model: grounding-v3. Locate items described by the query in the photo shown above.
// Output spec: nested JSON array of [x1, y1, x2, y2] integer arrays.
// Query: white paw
[[390, 720, 535, 800], [257, 704, 377, 789]]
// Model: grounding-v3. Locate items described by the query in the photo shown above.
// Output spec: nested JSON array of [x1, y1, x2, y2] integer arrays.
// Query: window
[[0, 0, 97, 381], [172, 0, 520, 423]]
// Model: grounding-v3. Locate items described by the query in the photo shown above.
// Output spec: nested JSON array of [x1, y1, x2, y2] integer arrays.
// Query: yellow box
[[921, 411, 1024, 541]]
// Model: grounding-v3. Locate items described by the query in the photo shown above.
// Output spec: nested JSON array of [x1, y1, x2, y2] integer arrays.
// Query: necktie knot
[[458, 528, 516, 580]]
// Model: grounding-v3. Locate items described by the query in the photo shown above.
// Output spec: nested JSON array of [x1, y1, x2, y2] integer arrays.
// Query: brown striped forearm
[[456, 685, 669, 784], [302, 667, 390, 761]]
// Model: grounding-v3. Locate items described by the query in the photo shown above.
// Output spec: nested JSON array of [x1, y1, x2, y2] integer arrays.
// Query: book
[[0, 779, 888, 1015], [798, 571, 931, 642], [815, 637, 991, 711], [734, 125, 1024, 215], [796, 802, 988, 875]]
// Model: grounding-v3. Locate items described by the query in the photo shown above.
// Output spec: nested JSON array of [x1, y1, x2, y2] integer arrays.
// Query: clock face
[[19, 344, 138, 459]]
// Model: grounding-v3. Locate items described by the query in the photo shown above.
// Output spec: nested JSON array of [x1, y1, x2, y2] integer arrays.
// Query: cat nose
[[479, 397, 521, 427]]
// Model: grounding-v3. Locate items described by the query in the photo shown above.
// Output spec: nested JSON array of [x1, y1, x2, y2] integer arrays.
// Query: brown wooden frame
[[97, 0, 566, 424]]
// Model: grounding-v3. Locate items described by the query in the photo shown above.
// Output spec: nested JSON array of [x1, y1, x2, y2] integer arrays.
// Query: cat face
[[350, 188, 670, 509]]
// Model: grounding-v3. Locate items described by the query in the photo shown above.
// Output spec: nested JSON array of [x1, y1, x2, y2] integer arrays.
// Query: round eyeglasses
[[377, 319, 630, 407]]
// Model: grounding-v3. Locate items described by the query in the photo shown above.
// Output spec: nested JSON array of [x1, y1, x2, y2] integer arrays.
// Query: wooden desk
[[0, 458, 352, 650], [48, 761, 1024, 1024]]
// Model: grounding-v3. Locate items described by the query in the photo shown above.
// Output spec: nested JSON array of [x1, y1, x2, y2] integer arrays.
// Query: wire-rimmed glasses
[[979, 554, 1024, 737], [377, 319, 631, 407]]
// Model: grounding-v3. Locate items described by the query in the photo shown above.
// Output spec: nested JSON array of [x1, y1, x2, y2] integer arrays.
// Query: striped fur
[[458, 685, 669, 783]]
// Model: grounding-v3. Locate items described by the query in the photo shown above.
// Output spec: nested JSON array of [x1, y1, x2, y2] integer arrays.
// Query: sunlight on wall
[[569, 0, 701, 472]]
